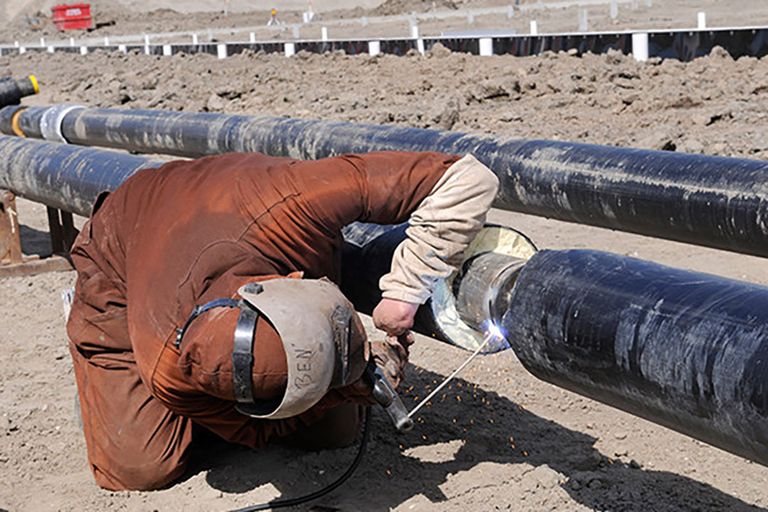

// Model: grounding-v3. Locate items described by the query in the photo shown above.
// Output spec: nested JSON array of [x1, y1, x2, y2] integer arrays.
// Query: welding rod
[[408, 329, 498, 418]]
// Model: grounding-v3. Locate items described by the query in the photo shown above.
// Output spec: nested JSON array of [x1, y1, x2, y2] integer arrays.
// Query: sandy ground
[[2, 27, 768, 512]]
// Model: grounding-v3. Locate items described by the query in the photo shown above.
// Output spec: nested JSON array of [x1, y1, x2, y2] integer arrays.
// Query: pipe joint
[[453, 251, 527, 332], [429, 225, 537, 352], [39, 104, 85, 143]]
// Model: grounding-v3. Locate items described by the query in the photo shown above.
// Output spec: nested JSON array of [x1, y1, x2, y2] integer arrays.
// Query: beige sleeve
[[379, 154, 500, 304]]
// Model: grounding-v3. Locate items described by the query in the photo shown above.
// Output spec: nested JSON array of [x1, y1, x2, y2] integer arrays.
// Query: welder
[[66, 150, 498, 491]]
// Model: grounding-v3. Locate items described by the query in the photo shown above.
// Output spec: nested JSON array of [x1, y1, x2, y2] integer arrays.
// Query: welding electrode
[[368, 326, 503, 432], [408, 327, 501, 419]]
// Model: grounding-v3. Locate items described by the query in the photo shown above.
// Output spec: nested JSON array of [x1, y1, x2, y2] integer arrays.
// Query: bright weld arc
[[406, 322, 506, 419], [484, 320, 507, 346]]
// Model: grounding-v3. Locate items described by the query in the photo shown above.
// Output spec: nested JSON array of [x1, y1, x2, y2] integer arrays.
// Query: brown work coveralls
[[67, 151, 459, 491]]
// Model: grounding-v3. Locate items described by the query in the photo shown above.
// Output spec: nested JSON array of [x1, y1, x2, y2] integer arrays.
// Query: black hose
[[230, 406, 372, 512]]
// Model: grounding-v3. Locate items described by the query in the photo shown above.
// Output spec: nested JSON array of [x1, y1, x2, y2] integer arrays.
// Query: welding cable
[[229, 405, 372, 512]]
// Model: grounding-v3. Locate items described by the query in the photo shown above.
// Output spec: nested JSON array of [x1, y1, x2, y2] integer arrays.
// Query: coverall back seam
[[234, 192, 302, 243], [174, 192, 302, 294]]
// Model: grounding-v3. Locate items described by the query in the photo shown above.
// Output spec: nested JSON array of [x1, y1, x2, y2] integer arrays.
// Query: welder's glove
[[327, 333, 412, 407], [371, 333, 413, 389]]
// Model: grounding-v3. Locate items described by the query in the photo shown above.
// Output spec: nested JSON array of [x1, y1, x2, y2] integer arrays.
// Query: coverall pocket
[[82, 308, 130, 351]]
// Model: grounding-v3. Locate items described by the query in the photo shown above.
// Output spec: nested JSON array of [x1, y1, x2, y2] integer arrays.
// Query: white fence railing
[[2, 25, 766, 63]]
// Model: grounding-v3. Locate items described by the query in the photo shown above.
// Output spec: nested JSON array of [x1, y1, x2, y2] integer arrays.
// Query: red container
[[52, 3, 93, 31]]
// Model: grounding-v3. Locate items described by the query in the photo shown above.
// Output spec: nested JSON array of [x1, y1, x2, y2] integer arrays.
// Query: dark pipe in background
[[0, 135, 163, 216], [0, 76, 38, 110]]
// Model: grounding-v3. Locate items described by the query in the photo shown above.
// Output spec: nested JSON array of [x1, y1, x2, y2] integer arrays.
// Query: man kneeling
[[66, 150, 498, 490]]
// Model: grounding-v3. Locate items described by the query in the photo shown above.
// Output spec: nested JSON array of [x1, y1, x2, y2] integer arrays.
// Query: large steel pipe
[[2, 105, 768, 257], [0, 135, 163, 216], [503, 249, 768, 467]]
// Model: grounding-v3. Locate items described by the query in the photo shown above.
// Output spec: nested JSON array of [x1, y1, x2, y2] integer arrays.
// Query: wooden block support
[[0, 190, 75, 278], [0, 190, 23, 265]]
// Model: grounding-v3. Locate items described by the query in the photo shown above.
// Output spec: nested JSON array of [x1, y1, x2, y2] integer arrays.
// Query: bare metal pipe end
[[429, 224, 537, 353], [454, 252, 527, 331]]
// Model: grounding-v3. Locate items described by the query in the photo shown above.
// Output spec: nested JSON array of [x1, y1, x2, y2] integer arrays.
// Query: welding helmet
[[234, 278, 369, 419]]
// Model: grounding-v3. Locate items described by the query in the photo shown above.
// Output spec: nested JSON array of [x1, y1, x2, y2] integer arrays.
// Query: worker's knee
[[319, 403, 365, 449], [91, 456, 189, 491], [285, 403, 365, 451]]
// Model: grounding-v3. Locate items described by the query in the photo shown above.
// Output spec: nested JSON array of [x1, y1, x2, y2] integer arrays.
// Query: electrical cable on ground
[[230, 406, 372, 512]]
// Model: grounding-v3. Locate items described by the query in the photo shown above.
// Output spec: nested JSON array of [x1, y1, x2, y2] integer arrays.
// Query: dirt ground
[[2, 21, 768, 512]]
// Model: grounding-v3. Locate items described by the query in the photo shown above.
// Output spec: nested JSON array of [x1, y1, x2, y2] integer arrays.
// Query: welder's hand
[[393, 332, 415, 352], [372, 298, 419, 336], [370, 335, 410, 389]]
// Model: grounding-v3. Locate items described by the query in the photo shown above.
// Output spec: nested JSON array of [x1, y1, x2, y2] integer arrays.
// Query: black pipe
[[502, 249, 768, 467], [0, 135, 163, 216], [2, 106, 767, 258], [0, 105, 23, 136], [0, 76, 39, 109]]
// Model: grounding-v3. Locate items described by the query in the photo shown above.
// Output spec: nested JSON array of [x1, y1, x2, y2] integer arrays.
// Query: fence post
[[697, 12, 707, 29], [631, 32, 649, 61], [479, 38, 493, 56]]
